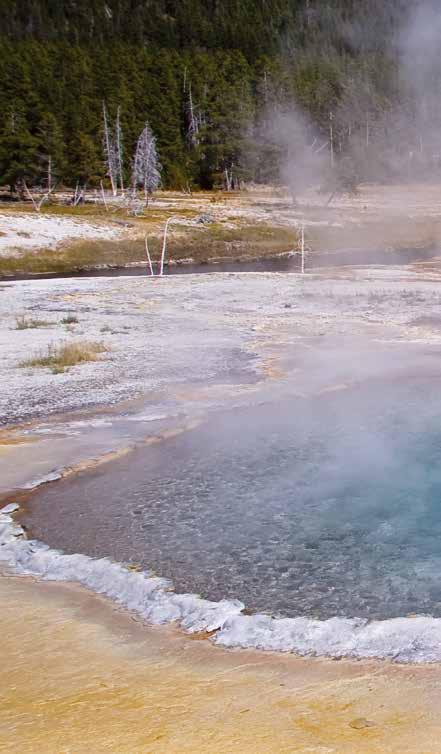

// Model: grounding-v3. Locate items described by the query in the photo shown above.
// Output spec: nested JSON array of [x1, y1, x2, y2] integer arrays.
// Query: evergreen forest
[[0, 0, 438, 192]]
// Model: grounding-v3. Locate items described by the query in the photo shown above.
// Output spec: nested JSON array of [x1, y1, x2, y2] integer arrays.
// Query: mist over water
[[25, 375, 441, 622]]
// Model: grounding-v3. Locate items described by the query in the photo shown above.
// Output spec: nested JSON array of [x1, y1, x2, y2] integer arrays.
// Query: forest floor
[[1, 182, 441, 276]]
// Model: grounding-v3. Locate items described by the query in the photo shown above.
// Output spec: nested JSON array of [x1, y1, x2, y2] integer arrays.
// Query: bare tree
[[72, 182, 86, 206], [115, 106, 124, 193], [186, 85, 200, 147], [47, 155, 52, 193], [103, 102, 117, 196], [23, 179, 56, 213], [329, 111, 335, 169], [131, 122, 161, 205], [100, 180, 109, 211], [224, 166, 233, 191], [183, 71, 204, 148]]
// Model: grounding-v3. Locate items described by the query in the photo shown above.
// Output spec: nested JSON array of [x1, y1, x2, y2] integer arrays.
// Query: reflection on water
[[24, 378, 441, 621]]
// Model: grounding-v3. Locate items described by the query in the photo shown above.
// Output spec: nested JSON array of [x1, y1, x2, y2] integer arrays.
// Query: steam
[[257, 1, 441, 192], [257, 104, 331, 200], [398, 1, 441, 164], [400, 2, 441, 93]]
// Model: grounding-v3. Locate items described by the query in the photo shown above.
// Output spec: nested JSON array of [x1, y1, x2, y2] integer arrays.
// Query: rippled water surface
[[25, 378, 441, 620]]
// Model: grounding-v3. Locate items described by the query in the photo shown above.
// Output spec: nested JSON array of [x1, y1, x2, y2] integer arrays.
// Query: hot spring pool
[[22, 376, 441, 623]]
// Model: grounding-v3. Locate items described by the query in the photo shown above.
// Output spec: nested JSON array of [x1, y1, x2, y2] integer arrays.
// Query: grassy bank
[[0, 222, 297, 277]]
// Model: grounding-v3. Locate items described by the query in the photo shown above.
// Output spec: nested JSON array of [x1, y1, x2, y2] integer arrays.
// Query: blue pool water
[[24, 377, 441, 621]]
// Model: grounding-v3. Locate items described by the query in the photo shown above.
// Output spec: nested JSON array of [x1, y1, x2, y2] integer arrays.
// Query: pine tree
[[37, 112, 66, 189], [68, 132, 102, 186], [0, 110, 40, 192], [0, 1, 432, 190]]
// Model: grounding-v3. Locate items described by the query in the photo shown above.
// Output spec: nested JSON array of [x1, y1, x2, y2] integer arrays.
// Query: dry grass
[[61, 314, 79, 325], [0, 223, 297, 277], [15, 315, 54, 330], [20, 340, 108, 373]]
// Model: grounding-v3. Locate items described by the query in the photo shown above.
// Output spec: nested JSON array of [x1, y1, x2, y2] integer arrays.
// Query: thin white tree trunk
[[145, 236, 154, 276], [329, 112, 335, 168], [23, 181, 55, 213], [159, 218, 173, 276], [103, 102, 117, 196], [100, 180, 109, 211], [188, 85, 199, 146], [224, 168, 233, 191], [116, 106, 124, 193], [73, 184, 86, 207], [301, 224, 305, 275], [314, 140, 329, 155], [23, 181, 39, 212]]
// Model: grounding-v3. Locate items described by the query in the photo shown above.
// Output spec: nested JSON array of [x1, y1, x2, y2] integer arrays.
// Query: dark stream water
[[24, 376, 441, 621], [4, 244, 439, 281]]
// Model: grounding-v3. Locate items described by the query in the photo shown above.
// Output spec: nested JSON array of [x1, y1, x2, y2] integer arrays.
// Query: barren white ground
[[0, 212, 122, 255], [2, 266, 441, 425]]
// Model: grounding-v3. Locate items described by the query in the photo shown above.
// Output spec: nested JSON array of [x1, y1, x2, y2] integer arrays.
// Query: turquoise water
[[24, 378, 441, 621]]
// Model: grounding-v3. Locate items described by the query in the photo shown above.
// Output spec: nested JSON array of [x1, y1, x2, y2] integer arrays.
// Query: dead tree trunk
[[103, 102, 117, 197]]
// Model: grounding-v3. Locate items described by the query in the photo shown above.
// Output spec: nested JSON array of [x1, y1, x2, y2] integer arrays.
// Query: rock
[[349, 718, 376, 730], [195, 213, 214, 224]]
